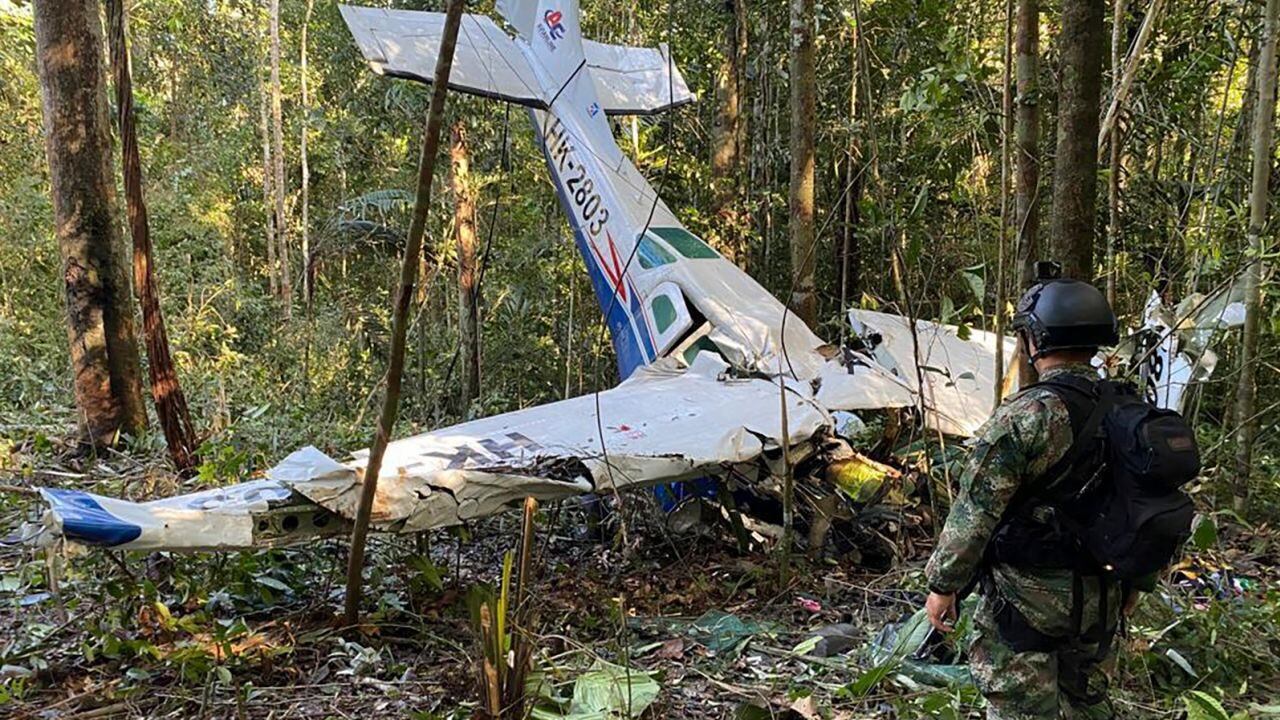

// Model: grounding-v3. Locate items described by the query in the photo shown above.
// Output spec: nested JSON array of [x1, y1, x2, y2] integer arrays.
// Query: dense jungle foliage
[[0, 0, 1278, 716]]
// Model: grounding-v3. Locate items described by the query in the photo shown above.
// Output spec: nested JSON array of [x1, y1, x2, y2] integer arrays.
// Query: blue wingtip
[[41, 489, 142, 547]]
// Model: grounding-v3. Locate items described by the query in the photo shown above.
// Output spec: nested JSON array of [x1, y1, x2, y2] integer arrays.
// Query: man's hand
[[926, 591, 957, 633]]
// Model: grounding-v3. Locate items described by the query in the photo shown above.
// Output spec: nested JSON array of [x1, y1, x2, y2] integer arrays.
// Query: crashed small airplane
[[19, 0, 1244, 554]]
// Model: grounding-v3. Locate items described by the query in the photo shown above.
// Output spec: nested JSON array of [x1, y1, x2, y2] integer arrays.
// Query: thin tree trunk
[[1233, 0, 1279, 514], [734, 0, 749, 185], [752, 14, 771, 268], [450, 121, 480, 412], [788, 0, 817, 326], [34, 0, 148, 446], [712, 0, 745, 264], [270, 0, 291, 319], [1098, 0, 1164, 151], [1015, 0, 1042, 289], [344, 0, 466, 626], [1105, 0, 1127, 306], [1051, 0, 1106, 281], [301, 0, 313, 304], [996, 0, 1014, 409], [260, 40, 276, 297], [1015, 0, 1042, 386], [1233, 36, 1263, 171], [106, 0, 199, 472], [840, 18, 862, 314]]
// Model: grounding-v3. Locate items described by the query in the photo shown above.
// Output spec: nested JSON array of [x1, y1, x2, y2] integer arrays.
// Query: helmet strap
[[1017, 329, 1045, 363]]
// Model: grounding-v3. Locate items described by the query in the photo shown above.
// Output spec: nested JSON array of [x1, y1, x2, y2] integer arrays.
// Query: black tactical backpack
[[995, 373, 1202, 581]]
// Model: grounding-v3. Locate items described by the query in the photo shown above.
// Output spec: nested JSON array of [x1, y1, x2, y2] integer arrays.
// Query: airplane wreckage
[[17, 0, 1248, 561]]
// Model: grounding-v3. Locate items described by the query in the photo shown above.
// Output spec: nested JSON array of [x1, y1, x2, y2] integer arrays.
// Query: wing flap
[[339, 5, 547, 107]]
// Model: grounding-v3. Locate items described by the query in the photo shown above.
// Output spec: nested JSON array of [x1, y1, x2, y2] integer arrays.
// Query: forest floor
[[2, 441, 1279, 719]]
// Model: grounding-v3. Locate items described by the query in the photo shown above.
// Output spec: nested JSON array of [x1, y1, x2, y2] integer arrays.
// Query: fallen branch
[[1098, 0, 1166, 151]]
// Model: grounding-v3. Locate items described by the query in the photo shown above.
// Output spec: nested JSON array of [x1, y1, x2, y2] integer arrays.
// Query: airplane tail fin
[[503, 0, 586, 97], [496, 0, 539, 38]]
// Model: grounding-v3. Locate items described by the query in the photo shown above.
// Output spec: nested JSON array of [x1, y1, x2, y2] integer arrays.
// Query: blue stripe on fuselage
[[531, 109, 651, 379]]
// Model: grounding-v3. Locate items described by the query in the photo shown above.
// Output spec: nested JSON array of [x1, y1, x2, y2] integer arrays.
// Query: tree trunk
[[712, 0, 746, 265], [344, 0, 466, 626], [1014, 0, 1042, 289], [450, 121, 480, 412], [259, 42, 276, 297], [1014, 0, 1042, 386], [34, 0, 148, 446], [996, 0, 1014, 409], [106, 0, 199, 472], [301, 0, 314, 304], [1050, 0, 1106, 281], [1233, 35, 1262, 172], [1098, 0, 1163, 150], [270, 0, 291, 319], [840, 19, 863, 314], [754, 15, 772, 269], [788, 0, 817, 327], [1105, 0, 1127, 306], [1233, 0, 1279, 514]]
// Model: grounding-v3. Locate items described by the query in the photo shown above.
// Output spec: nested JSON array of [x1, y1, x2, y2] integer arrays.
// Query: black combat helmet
[[1012, 266, 1119, 358]]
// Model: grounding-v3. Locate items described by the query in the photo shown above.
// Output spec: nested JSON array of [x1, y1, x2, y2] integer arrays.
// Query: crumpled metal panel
[[34, 479, 296, 551], [285, 355, 829, 530], [846, 310, 1016, 437]]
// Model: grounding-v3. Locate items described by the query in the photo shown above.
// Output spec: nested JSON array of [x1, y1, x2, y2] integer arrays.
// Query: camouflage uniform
[[925, 363, 1121, 719]]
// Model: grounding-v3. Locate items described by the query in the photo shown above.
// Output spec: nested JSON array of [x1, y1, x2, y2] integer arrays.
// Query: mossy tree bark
[[1050, 0, 1106, 281], [788, 0, 817, 327], [34, 0, 148, 447]]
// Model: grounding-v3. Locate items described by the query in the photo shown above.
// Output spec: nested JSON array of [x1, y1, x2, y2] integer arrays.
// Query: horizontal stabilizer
[[585, 40, 694, 115], [339, 5, 547, 107], [339, 5, 694, 115]]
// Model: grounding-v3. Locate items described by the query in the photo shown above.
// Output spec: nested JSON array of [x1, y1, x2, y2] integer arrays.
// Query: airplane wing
[[26, 354, 829, 552], [840, 310, 1017, 437]]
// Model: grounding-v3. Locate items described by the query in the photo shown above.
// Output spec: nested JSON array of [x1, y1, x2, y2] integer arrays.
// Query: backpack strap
[[1001, 375, 1114, 521]]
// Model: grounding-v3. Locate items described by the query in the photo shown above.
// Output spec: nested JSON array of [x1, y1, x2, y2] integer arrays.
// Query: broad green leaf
[[1192, 514, 1218, 550], [1183, 691, 1230, 720], [530, 660, 659, 720], [791, 636, 820, 656], [961, 271, 984, 303], [255, 576, 292, 593]]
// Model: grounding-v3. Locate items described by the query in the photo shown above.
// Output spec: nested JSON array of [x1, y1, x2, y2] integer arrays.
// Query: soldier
[[922, 273, 1143, 719]]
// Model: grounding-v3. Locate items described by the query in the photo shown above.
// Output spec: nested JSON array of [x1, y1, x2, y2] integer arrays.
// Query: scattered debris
[[799, 623, 860, 658]]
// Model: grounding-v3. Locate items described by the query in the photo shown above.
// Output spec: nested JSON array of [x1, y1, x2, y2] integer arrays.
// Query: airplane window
[[637, 235, 676, 269], [650, 227, 719, 259], [651, 294, 677, 333]]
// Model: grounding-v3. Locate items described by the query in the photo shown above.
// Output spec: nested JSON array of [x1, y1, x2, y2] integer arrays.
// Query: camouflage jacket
[[924, 362, 1122, 636]]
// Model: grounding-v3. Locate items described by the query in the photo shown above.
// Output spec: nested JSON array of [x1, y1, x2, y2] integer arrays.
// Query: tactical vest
[[983, 373, 1200, 663]]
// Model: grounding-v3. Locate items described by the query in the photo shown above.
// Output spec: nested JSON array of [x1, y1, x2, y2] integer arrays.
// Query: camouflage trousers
[[968, 593, 1115, 720]]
